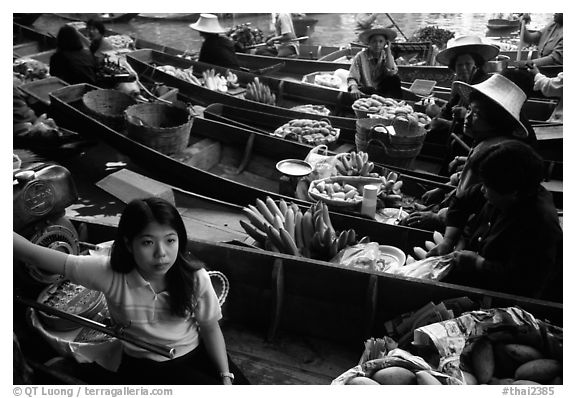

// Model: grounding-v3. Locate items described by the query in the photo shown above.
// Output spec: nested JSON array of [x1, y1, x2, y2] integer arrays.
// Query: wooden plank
[[96, 168, 175, 205], [173, 138, 221, 170]]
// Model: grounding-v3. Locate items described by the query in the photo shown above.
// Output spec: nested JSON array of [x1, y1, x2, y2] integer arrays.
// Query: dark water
[[33, 13, 553, 54]]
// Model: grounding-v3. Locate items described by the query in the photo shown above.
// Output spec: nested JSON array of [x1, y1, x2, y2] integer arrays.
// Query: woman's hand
[[222, 376, 233, 385], [448, 156, 467, 175], [421, 187, 446, 205], [426, 240, 453, 257], [349, 85, 363, 100], [401, 211, 443, 231], [453, 250, 483, 271]]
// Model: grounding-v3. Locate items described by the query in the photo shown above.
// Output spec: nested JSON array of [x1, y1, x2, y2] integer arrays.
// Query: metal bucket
[[484, 55, 510, 74]]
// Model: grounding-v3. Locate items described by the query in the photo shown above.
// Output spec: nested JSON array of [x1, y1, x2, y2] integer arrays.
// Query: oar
[[239, 61, 286, 75], [517, 19, 526, 61], [15, 295, 176, 359], [385, 13, 408, 41], [244, 36, 309, 50]]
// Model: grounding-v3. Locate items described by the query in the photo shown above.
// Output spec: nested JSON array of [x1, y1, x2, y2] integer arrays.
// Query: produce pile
[[240, 198, 368, 260], [460, 335, 561, 385], [352, 95, 431, 127], [411, 26, 455, 49], [272, 119, 339, 145], [313, 73, 343, 89], [155, 65, 239, 92], [245, 77, 276, 105], [290, 104, 331, 116], [334, 151, 377, 177], [226, 23, 265, 50], [106, 35, 134, 49], [309, 177, 379, 205], [13, 58, 49, 81]]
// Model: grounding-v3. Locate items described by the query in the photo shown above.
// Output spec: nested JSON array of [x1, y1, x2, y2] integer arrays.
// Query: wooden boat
[[48, 83, 455, 222], [137, 13, 200, 22], [486, 18, 520, 31], [52, 13, 139, 24], [14, 215, 562, 384], [13, 13, 43, 26]]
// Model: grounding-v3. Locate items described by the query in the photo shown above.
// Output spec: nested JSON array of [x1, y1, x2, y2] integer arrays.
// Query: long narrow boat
[[486, 18, 520, 31], [14, 215, 562, 384], [48, 83, 456, 225], [51, 13, 139, 24], [137, 13, 201, 22]]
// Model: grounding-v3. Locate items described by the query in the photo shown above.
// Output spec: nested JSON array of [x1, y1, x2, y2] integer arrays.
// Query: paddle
[[517, 19, 526, 61], [239, 61, 286, 75], [243, 36, 309, 50], [385, 13, 408, 41]]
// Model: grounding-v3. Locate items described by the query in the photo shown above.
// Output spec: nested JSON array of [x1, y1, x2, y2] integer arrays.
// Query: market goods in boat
[[240, 198, 366, 261], [245, 77, 276, 105], [289, 104, 331, 116], [272, 118, 339, 146]]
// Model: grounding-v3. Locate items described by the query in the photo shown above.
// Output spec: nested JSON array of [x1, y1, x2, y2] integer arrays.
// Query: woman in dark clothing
[[426, 36, 499, 159], [190, 14, 239, 69], [49, 25, 98, 85], [427, 141, 562, 300]]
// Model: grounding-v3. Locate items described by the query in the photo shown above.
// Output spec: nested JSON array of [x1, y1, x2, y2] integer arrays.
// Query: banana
[[278, 199, 289, 217], [255, 198, 275, 224], [311, 232, 323, 251], [424, 241, 435, 251], [347, 229, 356, 245], [320, 202, 335, 237], [337, 230, 349, 251], [360, 151, 369, 164], [290, 202, 300, 215], [355, 151, 364, 170], [433, 231, 444, 245], [314, 214, 327, 237], [387, 172, 398, 183], [266, 196, 284, 222], [358, 236, 370, 244], [242, 207, 268, 232], [279, 227, 300, 256], [239, 220, 267, 245], [392, 181, 403, 192], [413, 246, 427, 260], [273, 214, 284, 230], [294, 210, 304, 251], [341, 155, 351, 170], [329, 237, 339, 259], [323, 228, 332, 249], [406, 255, 416, 265], [302, 210, 315, 249], [335, 162, 348, 176], [267, 225, 285, 253], [359, 161, 370, 176], [285, 208, 295, 240]]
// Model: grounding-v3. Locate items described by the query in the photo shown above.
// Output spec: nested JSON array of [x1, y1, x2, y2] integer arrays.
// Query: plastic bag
[[304, 144, 338, 181], [393, 254, 454, 281], [330, 242, 380, 271]]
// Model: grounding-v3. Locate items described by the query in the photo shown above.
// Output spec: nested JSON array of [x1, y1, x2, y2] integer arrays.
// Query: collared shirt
[[534, 22, 563, 65], [65, 254, 221, 361], [534, 72, 563, 122], [347, 48, 397, 89]]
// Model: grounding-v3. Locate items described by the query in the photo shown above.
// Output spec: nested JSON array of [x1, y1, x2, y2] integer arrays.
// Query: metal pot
[[484, 55, 510, 74]]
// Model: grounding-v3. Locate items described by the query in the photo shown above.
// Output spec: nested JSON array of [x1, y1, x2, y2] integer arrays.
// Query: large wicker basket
[[124, 103, 193, 155], [82, 89, 137, 131]]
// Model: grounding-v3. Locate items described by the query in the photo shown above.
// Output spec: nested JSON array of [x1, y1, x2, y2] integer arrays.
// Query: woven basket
[[82, 89, 137, 131], [124, 103, 193, 155]]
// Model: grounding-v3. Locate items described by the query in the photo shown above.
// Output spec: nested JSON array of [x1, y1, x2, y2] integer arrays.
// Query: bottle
[[361, 184, 378, 218]]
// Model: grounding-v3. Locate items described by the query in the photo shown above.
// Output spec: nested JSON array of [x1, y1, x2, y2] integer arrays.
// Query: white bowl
[[375, 207, 409, 224], [378, 245, 406, 270]]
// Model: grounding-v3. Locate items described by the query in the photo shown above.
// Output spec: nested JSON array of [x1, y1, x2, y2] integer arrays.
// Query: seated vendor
[[427, 140, 562, 300]]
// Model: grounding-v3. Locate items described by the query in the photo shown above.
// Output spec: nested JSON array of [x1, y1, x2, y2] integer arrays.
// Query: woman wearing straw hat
[[347, 25, 402, 100], [426, 36, 500, 153], [425, 140, 562, 300], [190, 14, 239, 69], [402, 74, 535, 232]]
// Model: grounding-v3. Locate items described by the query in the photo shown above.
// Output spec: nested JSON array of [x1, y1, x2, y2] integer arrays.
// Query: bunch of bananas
[[335, 151, 378, 177], [245, 77, 276, 105], [408, 231, 444, 264], [157, 65, 202, 86], [202, 69, 228, 92], [240, 197, 366, 261]]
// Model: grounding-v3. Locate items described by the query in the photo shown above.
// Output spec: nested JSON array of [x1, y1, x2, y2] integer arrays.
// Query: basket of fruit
[[272, 118, 340, 147], [308, 176, 383, 208]]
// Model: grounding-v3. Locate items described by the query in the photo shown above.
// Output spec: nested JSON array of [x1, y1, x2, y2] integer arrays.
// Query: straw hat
[[358, 25, 397, 45], [454, 74, 528, 138], [436, 36, 500, 67], [189, 13, 226, 34]]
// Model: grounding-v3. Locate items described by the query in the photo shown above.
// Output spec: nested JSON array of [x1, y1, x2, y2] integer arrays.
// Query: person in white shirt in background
[[529, 64, 563, 123]]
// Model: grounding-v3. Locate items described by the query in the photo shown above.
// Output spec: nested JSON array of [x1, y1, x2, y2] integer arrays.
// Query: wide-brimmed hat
[[454, 74, 528, 138], [436, 35, 500, 67], [189, 13, 226, 34], [358, 25, 397, 45]]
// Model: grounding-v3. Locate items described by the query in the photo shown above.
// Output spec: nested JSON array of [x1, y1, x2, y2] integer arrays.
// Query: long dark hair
[[56, 25, 84, 52], [110, 197, 203, 317]]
